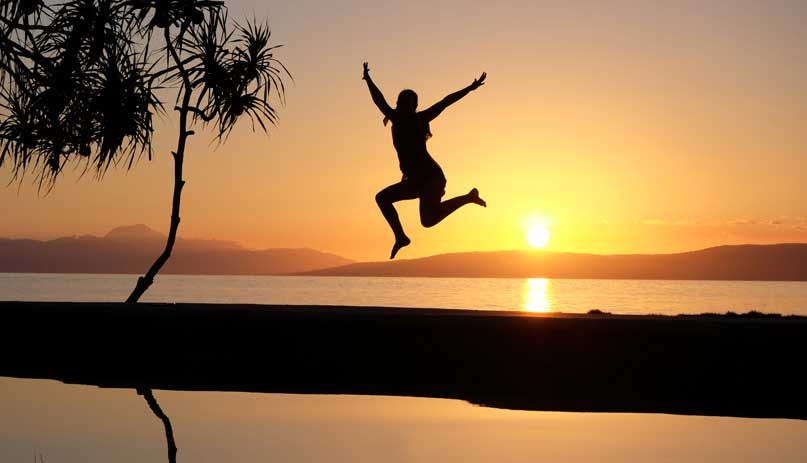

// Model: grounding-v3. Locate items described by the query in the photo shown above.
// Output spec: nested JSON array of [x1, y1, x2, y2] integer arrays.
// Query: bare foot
[[468, 188, 486, 207], [390, 236, 411, 259]]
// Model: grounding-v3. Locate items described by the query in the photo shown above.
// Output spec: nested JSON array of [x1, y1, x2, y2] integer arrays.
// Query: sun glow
[[527, 223, 551, 249], [523, 278, 552, 312]]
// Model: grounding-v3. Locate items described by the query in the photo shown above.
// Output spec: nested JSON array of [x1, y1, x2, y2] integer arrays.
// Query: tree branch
[[182, 106, 214, 122]]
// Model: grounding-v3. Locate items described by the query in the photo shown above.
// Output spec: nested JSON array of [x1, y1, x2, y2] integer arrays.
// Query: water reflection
[[523, 278, 552, 312], [4, 377, 805, 463], [6, 274, 807, 315]]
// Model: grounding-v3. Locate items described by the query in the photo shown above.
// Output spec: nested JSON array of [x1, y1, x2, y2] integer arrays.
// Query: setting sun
[[527, 224, 551, 249]]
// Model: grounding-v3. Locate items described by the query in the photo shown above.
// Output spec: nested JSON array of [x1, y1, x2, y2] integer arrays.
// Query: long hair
[[384, 89, 432, 140]]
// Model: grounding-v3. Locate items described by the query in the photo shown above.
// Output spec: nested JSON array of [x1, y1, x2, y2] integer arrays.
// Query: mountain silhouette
[[104, 224, 166, 241], [0, 225, 352, 275], [6, 230, 807, 280], [303, 244, 807, 281]]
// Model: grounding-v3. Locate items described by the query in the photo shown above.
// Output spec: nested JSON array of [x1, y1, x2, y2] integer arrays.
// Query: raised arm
[[362, 62, 394, 119], [421, 72, 486, 122]]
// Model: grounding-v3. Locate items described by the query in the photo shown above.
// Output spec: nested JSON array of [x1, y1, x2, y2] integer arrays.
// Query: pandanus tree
[[0, 0, 288, 299], [1, 1, 289, 461]]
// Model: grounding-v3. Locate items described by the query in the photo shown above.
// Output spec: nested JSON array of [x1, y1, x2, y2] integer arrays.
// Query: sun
[[527, 223, 551, 249]]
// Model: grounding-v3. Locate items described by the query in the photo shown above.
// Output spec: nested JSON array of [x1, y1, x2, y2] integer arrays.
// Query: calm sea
[[4, 272, 807, 315], [2, 273, 806, 462]]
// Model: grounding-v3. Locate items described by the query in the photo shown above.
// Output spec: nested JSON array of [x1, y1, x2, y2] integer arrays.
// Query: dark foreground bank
[[1, 302, 806, 420]]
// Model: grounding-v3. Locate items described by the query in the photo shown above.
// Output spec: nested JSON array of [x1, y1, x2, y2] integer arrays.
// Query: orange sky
[[3, 0, 807, 261]]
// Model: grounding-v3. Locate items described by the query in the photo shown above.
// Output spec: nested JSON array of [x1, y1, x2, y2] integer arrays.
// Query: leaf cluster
[[0, 0, 289, 190], [182, 12, 289, 139]]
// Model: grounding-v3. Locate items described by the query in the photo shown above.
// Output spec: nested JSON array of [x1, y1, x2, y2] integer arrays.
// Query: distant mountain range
[[0, 225, 352, 275], [4, 226, 807, 280], [303, 244, 807, 281]]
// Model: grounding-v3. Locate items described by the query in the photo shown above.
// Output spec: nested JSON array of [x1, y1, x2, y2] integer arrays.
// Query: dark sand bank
[[2, 302, 806, 420]]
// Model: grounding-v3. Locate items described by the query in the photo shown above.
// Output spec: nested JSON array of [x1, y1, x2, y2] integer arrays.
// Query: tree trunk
[[127, 25, 194, 463], [125, 25, 194, 304], [125, 149, 185, 303]]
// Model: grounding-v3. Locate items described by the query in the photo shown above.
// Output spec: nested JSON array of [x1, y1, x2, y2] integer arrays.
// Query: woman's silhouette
[[363, 62, 487, 259]]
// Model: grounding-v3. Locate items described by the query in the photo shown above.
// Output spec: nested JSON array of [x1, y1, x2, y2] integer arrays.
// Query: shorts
[[402, 168, 446, 199]]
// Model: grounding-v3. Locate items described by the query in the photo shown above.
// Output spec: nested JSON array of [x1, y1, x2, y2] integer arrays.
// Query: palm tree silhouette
[[1, 1, 290, 461], [1, 0, 289, 301]]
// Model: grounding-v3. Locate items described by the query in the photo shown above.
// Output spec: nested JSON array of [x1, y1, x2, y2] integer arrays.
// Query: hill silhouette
[[0, 225, 352, 275], [6, 229, 807, 280], [104, 224, 166, 241], [303, 244, 807, 281]]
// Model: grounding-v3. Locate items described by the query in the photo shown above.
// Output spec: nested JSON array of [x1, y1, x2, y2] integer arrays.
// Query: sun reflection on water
[[523, 278, 552, 312]]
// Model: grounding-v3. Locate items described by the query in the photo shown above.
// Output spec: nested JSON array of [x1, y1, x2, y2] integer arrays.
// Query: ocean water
[[3, 272, 807, 315], [2, 273, 807, 462]]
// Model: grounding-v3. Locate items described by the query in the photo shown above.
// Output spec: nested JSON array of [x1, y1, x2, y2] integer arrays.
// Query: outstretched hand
[[470, 72, 487, 90], [362, 62, 370, 81]]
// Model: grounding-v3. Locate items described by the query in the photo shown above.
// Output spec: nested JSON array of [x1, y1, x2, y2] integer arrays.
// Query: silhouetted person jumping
[[363, 62, 487, 259]]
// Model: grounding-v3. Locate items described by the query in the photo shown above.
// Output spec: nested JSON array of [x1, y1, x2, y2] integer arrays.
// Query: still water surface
[[1, 273, 806, 462], [4, 272, 807, 315]]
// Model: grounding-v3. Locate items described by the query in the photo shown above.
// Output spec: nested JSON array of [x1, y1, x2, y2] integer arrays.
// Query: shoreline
[[2, 301, 806, 420], [9, 271, 807, 284]]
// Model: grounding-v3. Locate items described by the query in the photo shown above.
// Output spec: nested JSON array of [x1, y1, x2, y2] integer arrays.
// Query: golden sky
[[3, 0, 807, 260]]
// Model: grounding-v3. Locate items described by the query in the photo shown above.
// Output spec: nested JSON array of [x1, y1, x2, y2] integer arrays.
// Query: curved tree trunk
[[127, 25, 195, 463], [126, 24, 194, 305], [125, 148, 186, 303]]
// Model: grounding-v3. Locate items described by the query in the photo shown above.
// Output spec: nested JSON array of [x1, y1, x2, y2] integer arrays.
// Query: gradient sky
[[3, 0, 807, 260]]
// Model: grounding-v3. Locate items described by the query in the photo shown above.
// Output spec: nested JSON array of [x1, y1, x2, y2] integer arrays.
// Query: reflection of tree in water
[[139, 388, 178, 463], [1, 1, 289, 461]]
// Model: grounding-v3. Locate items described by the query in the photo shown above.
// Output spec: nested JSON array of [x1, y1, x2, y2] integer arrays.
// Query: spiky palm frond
[[179, 9, 290, 139], [0, 72, 39, 177], [91, 44, 160, 172], [127, 0, 224, 30], [0, 66, 75, 190], [0, 0, 48, 38], [1, 0, 49, 88], [41, 0, 133, 66], [179, 6, 231, 100], [233, 20, 290, 105], [0, 0, 163, 189], [0, 0, 288, 190]]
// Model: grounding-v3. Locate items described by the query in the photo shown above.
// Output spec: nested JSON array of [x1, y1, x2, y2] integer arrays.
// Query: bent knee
[[375, 191, 387, 206], [420, 215, 438, 228]]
